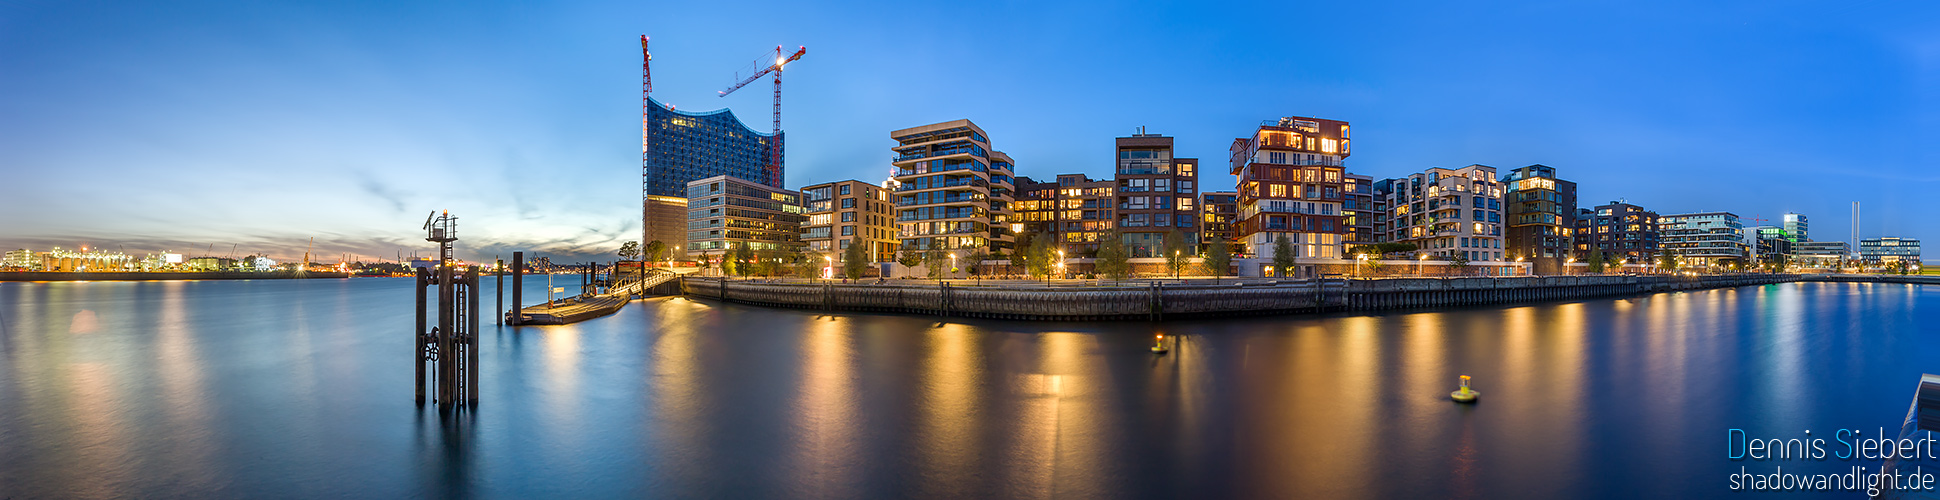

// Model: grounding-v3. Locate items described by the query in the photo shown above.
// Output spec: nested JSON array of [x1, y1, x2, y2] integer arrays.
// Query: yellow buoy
[[1450, 375, 1479, 403], [1151, 334, 1169, 354]]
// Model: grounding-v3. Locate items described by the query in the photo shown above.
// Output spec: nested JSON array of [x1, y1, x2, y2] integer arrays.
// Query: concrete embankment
[[0, 271, 351, 282], [679, 274, 1821, 321]]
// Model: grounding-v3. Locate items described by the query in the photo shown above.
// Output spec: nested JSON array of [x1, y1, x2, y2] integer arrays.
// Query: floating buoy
[[1450, 375, 1479, 403], [1151, 334, 1169, 355]]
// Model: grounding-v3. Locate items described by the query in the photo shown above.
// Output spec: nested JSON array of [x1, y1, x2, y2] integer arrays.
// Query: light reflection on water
[[0, 279, 1934, 499]]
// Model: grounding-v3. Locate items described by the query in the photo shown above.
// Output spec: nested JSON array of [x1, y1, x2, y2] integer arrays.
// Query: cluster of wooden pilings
[[678, 274, 1807, 321]]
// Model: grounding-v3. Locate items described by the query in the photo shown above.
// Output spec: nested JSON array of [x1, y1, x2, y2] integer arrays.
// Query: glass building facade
[[646, 96, 782, 197]]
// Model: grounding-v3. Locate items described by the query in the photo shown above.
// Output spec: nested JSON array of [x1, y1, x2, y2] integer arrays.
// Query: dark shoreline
[[0, 271, 352, 281]]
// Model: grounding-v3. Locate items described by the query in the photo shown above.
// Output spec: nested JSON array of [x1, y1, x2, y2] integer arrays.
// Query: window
[[841, 198, 855, 209], [1154, 214, 1171, 226], [841, 212, 855, 222], [1181, 180, 1193, 191], [1269, 151, 1287, 164], [1154, 179, 1170, 191], [1270, 184, 1287, 197], [841, 226, 854, 236]]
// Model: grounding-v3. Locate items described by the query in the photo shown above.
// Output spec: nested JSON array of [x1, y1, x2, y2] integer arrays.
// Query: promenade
[[666, 273, 1921, 321]]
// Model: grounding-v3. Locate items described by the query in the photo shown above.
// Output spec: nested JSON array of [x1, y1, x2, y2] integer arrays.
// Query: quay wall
[[680, 274, 1812, 321], [0, 271, 351, 282]]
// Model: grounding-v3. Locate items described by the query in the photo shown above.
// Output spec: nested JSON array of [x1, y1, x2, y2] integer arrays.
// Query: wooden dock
[[509, 293, 629, 325]]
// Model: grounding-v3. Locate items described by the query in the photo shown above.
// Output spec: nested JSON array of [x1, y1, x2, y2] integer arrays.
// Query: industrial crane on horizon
[[719, 43, 806, 189]]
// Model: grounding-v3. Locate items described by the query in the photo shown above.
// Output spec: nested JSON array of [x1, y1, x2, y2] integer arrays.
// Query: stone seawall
[[0, 271, 352, 281], [680, 274, 1812, 321]]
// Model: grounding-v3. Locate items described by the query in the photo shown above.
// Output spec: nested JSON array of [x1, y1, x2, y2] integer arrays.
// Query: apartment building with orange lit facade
[[801, 179, 898, 264], [889, 119, 1017, 254], [1115, 133, 1199, 257], [1015, 173, 1116, 255], [1229, 116, 1353, 268], [1376, 164, 1505, 263], [1502, 164, 1578, 274]]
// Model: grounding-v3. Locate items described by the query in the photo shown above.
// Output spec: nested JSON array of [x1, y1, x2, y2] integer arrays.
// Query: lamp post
[[1566, 257, 1575, 275], [825, 255, 834, 281], [1057, 249, 1065, 281], [1515, 256, 1525, 276], [1357, 253, 1367, 278], [1418, 254, 1429, 276]]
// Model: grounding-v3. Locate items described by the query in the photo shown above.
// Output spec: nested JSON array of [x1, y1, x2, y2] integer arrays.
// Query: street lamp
[[1418, 253, 1429, 276], [825, 255, 833, 281], [1057, 249, 1065, 280], [1357, 253, 1367, 278]]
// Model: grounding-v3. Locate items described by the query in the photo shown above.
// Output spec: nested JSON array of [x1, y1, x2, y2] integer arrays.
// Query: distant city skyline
[[2, 1, 1933, 262]]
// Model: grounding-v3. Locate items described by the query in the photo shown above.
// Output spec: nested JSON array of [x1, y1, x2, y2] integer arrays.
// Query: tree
[[1449, 252, 1471, 275], [1026, 236, 1058, 279], [1010, 232, 1035, 277], [1162, 230, 1192, 278], [618, 241, 642, 262], [1202, 237, 1232, 281], [1095, 231, 1131, 281], [732, 243, 756, 277], [1587, 250, 1605, 273], [644, 240, 667, 263], [1272, 234, 1296, 278], [964, 249, 989, 283], [1659, 251, 1680, 273], [842, 242, 868, 280], [795, 249, 822, 279], [898, 247, 923, 278], [923, 246, 949, 280]]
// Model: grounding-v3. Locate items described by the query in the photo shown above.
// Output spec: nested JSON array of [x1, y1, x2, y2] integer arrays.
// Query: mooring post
[[467, 267, 480, 407], [414, 267, 428, 405], [438, 260, 455, 404], [511, 252, 524, 326], [495, 257, 503, 326]]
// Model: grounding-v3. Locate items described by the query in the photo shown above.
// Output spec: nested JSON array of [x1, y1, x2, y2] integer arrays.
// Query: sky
[[1, 0, 1934, 263]]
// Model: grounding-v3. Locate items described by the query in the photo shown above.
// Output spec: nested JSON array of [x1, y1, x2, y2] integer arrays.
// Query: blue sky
[[1, 0, 1933, 263]]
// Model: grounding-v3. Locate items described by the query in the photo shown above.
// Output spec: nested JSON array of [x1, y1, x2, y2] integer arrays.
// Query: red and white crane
[[720, 45, 806, 187]]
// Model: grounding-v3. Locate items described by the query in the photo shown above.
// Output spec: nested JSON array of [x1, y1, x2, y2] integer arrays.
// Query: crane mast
[[640, 35, 652, 262], [720, 45, 805, 189]]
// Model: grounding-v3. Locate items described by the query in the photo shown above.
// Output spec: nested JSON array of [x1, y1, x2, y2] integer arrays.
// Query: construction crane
[[303, 237, 315, 271], [719, 44, 806, 189], [640, 35, 653, 261]]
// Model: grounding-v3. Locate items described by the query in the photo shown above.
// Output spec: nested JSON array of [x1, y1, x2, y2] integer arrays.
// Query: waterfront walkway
[[674, 273, 1934, 321]]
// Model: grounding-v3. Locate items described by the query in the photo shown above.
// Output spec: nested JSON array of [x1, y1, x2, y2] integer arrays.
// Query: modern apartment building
[[1658, 212, 1748, 267], [1793, 241, 1850, 268], [1229, 116, 1352, 262], [1115, 132, 1199, 257], [683, 175, 805, 257], [889, 119, 1016, 254], [1379, 164, 1505, 263], [1014, 174, 1116, 255], [1344, 173, 1376, 246], [1572, 201, 1660, 264], [1200, 191, 1240, 254], [1782, 213, 1808, 243], [1503, 164, 1577, 274], [1748, 227, 1794, 265], [1859, 237, 1921, 266], [801, 179, 898, 263], [643, 96, 783, 253]]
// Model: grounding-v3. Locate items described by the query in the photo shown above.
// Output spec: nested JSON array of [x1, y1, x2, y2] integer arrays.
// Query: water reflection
[[0, 280, 1931, 499]]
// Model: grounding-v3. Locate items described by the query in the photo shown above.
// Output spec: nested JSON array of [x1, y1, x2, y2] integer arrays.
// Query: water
[[0, 278, 1934, 499]]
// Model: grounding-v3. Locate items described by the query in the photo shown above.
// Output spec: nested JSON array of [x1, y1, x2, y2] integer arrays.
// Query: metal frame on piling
[[413, 211, 480, 408]]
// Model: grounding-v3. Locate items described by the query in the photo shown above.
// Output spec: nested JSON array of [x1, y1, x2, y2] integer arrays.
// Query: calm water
[[0, 278, 1935, 499]]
